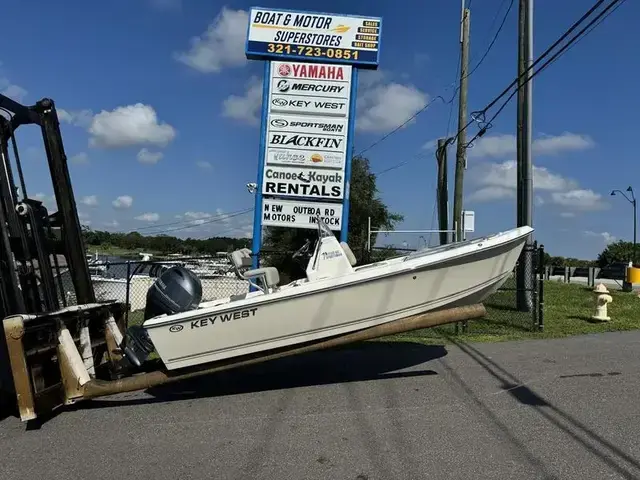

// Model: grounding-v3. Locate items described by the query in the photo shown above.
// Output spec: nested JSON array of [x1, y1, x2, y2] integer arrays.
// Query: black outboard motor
[[122, 265, 203, 368]]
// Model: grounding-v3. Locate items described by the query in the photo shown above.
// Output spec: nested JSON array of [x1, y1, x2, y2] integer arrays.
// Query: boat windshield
[[316, 216, 336, 239]]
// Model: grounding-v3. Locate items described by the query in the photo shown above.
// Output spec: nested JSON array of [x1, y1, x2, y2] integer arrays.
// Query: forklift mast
[[0, 93, 96, 402]]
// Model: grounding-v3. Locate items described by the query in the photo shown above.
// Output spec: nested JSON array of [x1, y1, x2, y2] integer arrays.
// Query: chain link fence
[[392, 242, 545, 341], [56, 242, 545, 335]]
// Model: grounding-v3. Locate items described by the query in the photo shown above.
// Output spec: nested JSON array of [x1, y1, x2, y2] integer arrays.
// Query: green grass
[[393, 280, 640, 345], [125, 281, 640, 348]]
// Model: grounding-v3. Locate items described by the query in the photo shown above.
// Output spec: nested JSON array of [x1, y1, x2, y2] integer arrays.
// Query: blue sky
[[0, 0, 635, 259]]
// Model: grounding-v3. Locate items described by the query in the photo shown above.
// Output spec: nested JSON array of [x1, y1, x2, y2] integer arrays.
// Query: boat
[[122, 217, 534, 371]]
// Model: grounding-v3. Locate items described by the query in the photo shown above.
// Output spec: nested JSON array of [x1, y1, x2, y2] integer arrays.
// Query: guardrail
[[543, 264, 629, 286]]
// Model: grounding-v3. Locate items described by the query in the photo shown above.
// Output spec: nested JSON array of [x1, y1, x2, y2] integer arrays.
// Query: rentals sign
[[262, 166, 344, 199]]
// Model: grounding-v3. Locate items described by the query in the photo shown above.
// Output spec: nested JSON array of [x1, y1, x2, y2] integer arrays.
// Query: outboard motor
[[122, 265, 203, 368]]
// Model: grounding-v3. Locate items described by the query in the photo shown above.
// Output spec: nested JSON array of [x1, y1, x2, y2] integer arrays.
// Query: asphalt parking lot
[[2, 331, 640, 480]]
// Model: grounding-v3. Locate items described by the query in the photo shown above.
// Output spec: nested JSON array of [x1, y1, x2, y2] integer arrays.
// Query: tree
[[261, 156, 404, 281], [597, 240, 636, 267]]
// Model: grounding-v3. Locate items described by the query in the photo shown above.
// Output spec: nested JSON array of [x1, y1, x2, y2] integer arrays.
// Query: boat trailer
[[0, 92, 487, 423]]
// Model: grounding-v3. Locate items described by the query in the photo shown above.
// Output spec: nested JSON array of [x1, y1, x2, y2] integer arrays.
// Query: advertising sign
[[265, 149, 345, 169], [272, 61, 352, 83], [268, 61, 352, 117], [261, 165, 344, 199], [268, 114, 347, 135], [262, 198, 343, 230], [269, 96, 349, 116], [265, 61, 351, 169], [246, 7, 382, 68]]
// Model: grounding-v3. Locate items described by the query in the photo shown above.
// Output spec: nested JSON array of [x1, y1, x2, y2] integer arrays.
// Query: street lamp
[[611, 186, 637, 264]]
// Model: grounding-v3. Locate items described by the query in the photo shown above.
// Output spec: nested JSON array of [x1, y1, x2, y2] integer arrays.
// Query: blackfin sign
[[262, 198, 343, 230], [262, 166, 344, 199]]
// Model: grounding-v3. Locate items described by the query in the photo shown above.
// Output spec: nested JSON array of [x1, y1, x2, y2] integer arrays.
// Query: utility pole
[[516, 0, 534, 311], [436, 139, 449, 245], [453, 7, 470, 243]]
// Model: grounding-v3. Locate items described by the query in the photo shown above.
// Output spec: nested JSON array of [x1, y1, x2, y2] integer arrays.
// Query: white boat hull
[[144, 227, 530, 370]]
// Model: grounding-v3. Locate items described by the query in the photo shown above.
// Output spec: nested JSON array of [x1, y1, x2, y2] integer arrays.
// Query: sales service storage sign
[[262, 166, 344, 199], [262, 198, 343, 230], [246, 7, 382, 68]]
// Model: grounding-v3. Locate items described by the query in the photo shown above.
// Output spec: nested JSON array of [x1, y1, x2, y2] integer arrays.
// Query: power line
[[356, 0, 515, 159], [141, 208, 254, 236], [131, 206, 253, 231], [368, 0, 624, 180], [354, 95, 450, 157], [464, 0, 515, 80], [464, 0, 625, 148]]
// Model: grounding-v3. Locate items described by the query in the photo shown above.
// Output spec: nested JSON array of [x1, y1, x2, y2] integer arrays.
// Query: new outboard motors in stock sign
[[245, 6, 383, 269]]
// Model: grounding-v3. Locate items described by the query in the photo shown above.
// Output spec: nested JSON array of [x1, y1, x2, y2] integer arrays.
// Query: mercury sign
[[262, 198, 343, 230], [246, 7, 382, 68]]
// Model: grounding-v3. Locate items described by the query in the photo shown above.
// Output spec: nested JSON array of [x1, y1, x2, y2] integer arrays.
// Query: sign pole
[[251, 61, 272, 269], [340, 67, 359, 243], [245, 7, 381, 253]]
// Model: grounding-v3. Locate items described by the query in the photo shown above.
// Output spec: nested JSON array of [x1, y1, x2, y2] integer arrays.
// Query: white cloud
[[584, 230, 616, 244], [470, 160, 577, 193], [0, 81, 27, 102], [178, 211, 213, 226], [551, 189, 608, 211], [467, 186, 515, 203], [57, 109, 94, 128], [467, 160, 609, 213], [184, 211, 212, 219], [467, 132, 595, 159], [112, 195, 133, 209], [78, 212, 90, 220], [466, 134, 516, 158], [356, 73, 429, 133], [80, 195, 99, 207], [196, 160, 212, 170], [222, 75, 262, 125], [137, 148, 164, 164], [104, 220, 120, 228], [174, 7, 249, 73], [70, 152, 89, 164], [215, 208, 232, 226], [88, 104, 176, 148], [560, 212, 575, 218], [135, 212, 160, 222]]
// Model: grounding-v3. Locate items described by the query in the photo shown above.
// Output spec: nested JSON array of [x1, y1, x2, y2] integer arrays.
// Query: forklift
[[0, 93, 127, 421]]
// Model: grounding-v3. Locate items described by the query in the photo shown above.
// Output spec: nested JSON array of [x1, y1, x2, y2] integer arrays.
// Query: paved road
[[2, 331, 640, 480]]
